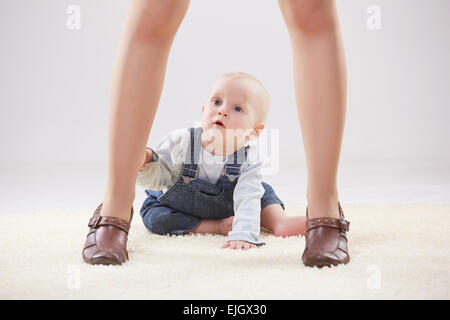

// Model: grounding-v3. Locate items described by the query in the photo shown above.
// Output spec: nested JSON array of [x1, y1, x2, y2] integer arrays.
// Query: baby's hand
[[139, 148, 153, 171], [221, 240, 257, 250]]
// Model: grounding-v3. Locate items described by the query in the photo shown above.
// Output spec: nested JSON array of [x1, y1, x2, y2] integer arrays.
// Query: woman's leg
[[100, 0, 190, 221], [278, 0, 347, 219]]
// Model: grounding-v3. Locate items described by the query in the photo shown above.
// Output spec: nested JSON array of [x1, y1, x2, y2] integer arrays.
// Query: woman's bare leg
[[100, 0, 190, 221], [278, 0, 347, 219]]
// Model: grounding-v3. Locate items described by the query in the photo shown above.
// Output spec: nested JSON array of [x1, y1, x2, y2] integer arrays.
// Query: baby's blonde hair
[[217, 72, 271, 124]]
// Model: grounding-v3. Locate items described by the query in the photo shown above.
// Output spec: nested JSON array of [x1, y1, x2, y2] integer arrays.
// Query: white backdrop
[[1, 0, 449, 212]]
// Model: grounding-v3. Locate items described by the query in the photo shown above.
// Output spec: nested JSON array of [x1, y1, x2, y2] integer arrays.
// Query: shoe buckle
[[338, 219, 349, 232], [89, 214, 101, 228]]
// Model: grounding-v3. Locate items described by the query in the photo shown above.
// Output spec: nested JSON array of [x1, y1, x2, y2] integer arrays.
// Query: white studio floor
[[0, 158, 449, 299]]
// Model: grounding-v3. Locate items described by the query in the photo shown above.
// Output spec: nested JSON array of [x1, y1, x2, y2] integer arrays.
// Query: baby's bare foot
[[217, 216, 234, 236]]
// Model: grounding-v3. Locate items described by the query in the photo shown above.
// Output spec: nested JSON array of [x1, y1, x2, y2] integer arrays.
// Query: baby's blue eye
[[234, 106, 242, 112], [212, 99, 221, 105]]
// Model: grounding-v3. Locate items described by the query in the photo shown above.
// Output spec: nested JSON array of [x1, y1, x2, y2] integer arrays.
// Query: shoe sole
[[83, 255, 126, 266], [304, 257, 349, 268]]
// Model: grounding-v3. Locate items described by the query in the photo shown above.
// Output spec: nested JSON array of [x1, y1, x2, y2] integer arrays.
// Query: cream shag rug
[[0, 203, 449, 299]]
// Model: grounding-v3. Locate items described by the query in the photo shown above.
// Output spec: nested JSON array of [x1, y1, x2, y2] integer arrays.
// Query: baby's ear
[[202, 105, 205, 113], [248, 123, 265, 141]]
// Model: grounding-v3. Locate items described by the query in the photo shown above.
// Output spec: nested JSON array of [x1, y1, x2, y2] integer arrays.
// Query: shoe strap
[[305, 201, 350, 233], [88, 204, 133, 234], [305, 217, 350, 233]]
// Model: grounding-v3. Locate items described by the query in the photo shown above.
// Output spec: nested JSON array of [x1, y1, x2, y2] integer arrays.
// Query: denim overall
[[140, 126, 284, 236]]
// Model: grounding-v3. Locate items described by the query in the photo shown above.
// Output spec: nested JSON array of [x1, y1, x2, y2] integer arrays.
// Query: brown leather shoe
[[302, 201, 350, 268], [82, 203, 133, 265]]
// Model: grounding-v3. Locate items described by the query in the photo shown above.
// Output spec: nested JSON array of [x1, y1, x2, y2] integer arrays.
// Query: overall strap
[[181, 127, 203, 183], [225, 145, 249, 177]]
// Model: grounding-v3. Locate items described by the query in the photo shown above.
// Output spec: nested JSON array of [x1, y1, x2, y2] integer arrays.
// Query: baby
[[136, 72, 305, 250]]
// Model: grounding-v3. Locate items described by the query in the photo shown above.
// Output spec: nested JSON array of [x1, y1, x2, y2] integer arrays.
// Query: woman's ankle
[[99, 200, 134, 222], [305, 195, 340, 219]]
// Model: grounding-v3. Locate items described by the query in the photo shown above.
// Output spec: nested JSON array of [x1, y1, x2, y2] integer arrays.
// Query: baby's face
[[201, 77, 265, 155]]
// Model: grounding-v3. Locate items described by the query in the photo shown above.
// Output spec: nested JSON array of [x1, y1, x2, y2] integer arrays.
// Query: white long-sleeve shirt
[[136, 126, 266, 245]]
